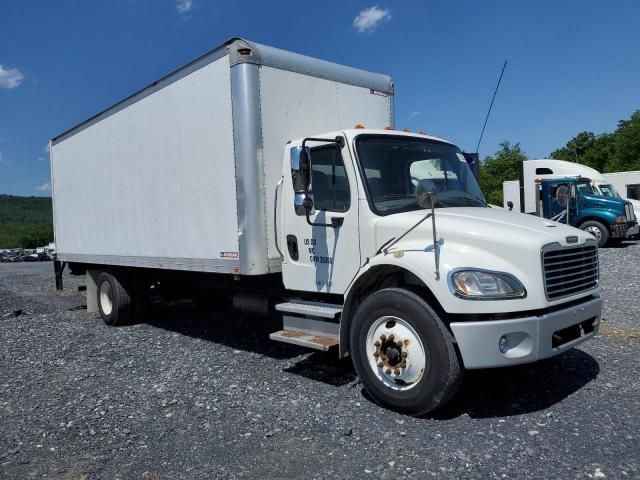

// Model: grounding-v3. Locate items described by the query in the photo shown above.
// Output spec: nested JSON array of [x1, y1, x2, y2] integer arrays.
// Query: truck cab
[[536, 176, 636, 246], [274, 129, 601, 414]]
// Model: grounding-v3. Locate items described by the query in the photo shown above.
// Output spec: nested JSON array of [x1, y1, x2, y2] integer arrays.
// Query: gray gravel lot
[[1, 242, 639, 479]]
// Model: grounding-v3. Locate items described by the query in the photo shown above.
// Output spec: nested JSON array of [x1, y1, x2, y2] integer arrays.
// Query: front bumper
[[450, 297, 601, 369], [626, 223, 639, 236], [611, 222, 635, 238]]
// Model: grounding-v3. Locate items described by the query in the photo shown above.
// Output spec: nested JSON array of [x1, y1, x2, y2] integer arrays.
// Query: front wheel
[[579, 220, 610, 247], [349, 288, 462, 416]]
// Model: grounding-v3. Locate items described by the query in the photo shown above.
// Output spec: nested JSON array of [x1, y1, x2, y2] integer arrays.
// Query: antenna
[[475, 60, 508, 155]]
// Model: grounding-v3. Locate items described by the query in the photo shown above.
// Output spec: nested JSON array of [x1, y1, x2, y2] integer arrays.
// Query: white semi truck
[[51, 38, 601, 415]]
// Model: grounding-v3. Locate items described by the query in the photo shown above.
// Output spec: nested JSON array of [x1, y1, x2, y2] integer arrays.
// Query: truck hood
[[374, 206, 593, 253], [582, 193, 629, 213], [371, 206, 598, 313]]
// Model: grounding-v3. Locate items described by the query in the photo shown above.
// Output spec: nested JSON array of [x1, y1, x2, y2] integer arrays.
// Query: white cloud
[[409, 111, 422, 118], [0, 65, 24, 89], [353, 6, 391, 33], [35, 182, 51, 192], [176, 0, 193, 14]]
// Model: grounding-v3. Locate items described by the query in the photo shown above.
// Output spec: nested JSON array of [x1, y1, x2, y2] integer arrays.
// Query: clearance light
[[354, 124, 365, 129], [402, 128, 409, 132], [418, 131, 426, 135], [384, 126, 392, 130]]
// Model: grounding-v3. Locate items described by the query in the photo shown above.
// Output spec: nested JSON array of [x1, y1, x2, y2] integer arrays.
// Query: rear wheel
[[579, 220, 610, 247], [350, 288, 462, 416], [97, 271, 134, 326]]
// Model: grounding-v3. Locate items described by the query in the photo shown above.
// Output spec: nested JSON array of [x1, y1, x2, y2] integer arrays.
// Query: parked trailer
[[52, 38, 602, 415]]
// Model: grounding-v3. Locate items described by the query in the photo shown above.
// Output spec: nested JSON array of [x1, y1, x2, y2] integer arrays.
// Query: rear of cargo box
[[51, 38, 393, 276]]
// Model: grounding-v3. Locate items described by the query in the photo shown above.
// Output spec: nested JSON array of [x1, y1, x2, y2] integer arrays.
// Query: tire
[[349, 288, 462, 416], [579, 220, 610, 247], [97, 271, 133, 326]]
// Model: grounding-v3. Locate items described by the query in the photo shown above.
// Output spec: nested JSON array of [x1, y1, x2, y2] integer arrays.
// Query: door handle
[[286, 235, 299, 261]]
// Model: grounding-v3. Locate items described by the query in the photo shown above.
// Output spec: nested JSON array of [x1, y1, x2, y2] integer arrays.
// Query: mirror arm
[[302, 136, 345, 150], [303, 196, 340, 229], [382, 212, 433, 255], [305, 208, 341, 229]]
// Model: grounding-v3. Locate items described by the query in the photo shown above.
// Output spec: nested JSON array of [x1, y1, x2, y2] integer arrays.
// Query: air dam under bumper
[[450, 297, 602, 369]]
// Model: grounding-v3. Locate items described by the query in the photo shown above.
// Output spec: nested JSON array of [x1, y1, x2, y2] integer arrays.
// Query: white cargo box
[[51, 38, 393, 275]]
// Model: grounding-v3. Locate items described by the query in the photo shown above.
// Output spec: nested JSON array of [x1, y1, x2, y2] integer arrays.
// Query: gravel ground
[[1, 243, 639, 480]]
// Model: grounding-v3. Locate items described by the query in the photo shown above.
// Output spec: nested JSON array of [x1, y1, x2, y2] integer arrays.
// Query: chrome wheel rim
[[365, 315, 426, 391], [99, 281, 113, 316], [584, 225, 602, 241]]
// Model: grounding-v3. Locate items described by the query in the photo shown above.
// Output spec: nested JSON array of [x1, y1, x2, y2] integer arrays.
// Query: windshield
[[597, 183, 621, 198], [576, 181, 595, 195], [355, 135, 486, 215]]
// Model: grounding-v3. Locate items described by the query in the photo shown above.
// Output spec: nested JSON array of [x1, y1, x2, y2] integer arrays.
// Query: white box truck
[[51, 38, 602, 415]]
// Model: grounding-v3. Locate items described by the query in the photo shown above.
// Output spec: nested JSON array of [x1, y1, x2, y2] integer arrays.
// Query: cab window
[[311, 146, 350, 212]]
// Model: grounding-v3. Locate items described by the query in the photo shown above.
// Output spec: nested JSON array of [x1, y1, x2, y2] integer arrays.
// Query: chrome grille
[[625, 203, 634, 222], [542, 244, 599, 300]]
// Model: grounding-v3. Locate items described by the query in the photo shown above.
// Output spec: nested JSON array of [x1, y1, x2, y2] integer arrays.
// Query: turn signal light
[[616, 216, 625, 224], [354, 124, 365, 129]]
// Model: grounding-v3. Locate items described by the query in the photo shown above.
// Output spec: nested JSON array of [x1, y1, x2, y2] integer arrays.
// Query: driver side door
[[281, 141, 362, 294]]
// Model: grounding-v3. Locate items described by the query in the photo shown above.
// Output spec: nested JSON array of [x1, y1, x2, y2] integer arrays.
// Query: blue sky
[[1, 0, 639, 197]]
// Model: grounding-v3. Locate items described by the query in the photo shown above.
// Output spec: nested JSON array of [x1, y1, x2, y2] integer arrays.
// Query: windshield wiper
[[446, 194, 487, 206], [373, 193, 415, 200]]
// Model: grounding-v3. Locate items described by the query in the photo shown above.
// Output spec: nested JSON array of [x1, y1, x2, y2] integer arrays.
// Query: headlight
[[449, 270, 526, 300]]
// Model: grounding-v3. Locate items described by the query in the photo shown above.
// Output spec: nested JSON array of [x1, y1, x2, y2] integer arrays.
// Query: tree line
[[0, 195, 53, 249], [480, 109, 640, 205]]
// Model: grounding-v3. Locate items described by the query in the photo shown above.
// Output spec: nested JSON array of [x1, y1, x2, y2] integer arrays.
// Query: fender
[[339, 256, 441, 358]]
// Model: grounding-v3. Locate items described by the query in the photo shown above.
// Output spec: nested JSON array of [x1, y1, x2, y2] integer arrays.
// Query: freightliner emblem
[[566, 236, 579, 244]]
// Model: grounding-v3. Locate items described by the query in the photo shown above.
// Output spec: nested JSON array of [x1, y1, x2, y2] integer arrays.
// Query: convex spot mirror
[[416, 179, 437, 209], [555, 184, 571, 207]]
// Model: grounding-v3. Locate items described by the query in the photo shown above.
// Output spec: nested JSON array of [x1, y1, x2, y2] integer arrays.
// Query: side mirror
[[299, 148, 312, 194], [290, 146, 312, 193], [507, 200, 514, 211], [416, 179, 437, 209], [290, 145, 314, 216]]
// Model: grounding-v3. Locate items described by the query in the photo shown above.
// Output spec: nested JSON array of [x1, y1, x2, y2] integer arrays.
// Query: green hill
[[0, 195, 53, 249]]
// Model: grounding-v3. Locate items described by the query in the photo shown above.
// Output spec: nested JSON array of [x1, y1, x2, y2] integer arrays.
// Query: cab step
[[269, 330, 339, 351], [275, 300, 342, 319], [269, 311, 341, 351]]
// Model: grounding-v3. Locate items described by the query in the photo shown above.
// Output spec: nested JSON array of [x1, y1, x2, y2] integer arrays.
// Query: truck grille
[[625, 203, 634, 221], [542, 244, 599, 300]]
